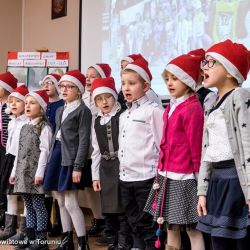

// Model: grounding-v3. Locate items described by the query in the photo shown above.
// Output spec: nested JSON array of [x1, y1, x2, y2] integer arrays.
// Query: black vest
[[94, 109, 123, 160], [197, 87, 212, 108]]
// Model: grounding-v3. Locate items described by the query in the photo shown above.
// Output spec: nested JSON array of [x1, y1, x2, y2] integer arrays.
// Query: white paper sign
[[46, 60, 69, 67], [24, 60, 46, 67], [41, 52, 57, 60], [7, 60, 24, 67], [17, 52, 41, 60]]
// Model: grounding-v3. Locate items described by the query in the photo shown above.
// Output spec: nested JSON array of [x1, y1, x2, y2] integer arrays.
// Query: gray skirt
[[144, 174, 198, 229]]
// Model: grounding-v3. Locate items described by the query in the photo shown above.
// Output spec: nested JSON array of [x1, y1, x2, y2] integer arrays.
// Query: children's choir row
[[0, 39, 249, 250]]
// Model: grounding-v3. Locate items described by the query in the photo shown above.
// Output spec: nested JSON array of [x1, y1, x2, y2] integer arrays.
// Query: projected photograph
[[7, 67, 28, 85], [28, 67, 48, 91], [99, 0, 250, 94], [48, 67, 68, 76]]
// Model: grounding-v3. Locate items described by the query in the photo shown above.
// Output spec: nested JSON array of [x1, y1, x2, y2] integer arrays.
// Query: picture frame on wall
[[52, 0, 67, 19], [7, 67, 28, 85], [28, 67, 48, 91]]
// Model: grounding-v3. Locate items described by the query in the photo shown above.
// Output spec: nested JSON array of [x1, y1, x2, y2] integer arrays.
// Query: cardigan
[[158, 95, 204, 174], [198, 88, 250, 202], [50, 101, 92, 168]]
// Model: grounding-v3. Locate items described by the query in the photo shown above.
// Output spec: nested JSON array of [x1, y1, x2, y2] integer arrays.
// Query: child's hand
[[93, 181, 101, 192], [197, 195, 207, 216], [72, 171, 81, 183], [34, 176, 43, 185], [9, 177, 15, 185]]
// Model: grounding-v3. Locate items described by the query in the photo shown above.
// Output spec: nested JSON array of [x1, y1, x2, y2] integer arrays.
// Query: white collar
[[28, 117, 42, 125], [170, 95, 189, 106], [127, 94, 148, 110], [11, 114, 27, 121], [64, 99, 81, 109]]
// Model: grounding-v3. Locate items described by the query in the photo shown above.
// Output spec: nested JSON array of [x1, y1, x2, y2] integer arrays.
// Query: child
[[83, 63, 111, 115], [12, 89, 53, 250], [0, 85, 29, 241], [40, 73, 64, 237], [0, 72, 17, 228], [91, 77, 132, 250], [43, 70, 92, 250], [119, 57, 164, 249], [40, 73, 64, 133], [83, 63, 111, 239], [144, 53, 205, 250], [119, 53, 162, 108], [197, 40, 250, 250]]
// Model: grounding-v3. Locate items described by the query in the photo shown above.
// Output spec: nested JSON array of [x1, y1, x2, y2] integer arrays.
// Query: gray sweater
[[198, 88, 250, 202], [50, 101, 92, 169]]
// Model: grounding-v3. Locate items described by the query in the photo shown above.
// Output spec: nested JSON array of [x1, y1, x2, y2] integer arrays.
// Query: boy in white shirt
[[119, 57, 164, 250]]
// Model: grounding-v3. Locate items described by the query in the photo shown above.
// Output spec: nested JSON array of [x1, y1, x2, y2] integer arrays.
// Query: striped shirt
[[0, 103, 11, 148]]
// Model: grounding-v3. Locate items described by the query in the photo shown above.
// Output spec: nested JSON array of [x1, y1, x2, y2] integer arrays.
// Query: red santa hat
[[9, 85, 29, 101], [122, 53, 143, 63], [0, 72, 18, 93], [90, 64, 112, 78], [164, 54, 203, 91], [40, 73, 61, 93], [124, 57, 152, 84], [206, 39, 250, 84], [27, 90, 49, 112], [91, 77, 118, 100], [188, 48, 205, 60], [59, 70, 86, 94]]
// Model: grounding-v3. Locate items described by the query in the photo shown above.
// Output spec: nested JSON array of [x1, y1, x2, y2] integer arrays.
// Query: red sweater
[[158, 95, 204, 174]]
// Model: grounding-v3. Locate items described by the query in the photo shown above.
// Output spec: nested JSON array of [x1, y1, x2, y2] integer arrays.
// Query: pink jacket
[[158, 95, 204, 174]]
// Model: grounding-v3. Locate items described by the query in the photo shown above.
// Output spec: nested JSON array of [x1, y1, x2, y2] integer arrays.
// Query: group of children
[[0, 38, 249, 250]]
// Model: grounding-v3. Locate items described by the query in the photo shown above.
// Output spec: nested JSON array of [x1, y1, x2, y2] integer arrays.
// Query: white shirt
[[56, 99, 81, 140], [11, 117, 53, 178], [6, 114, 28, 155], [82, 91, 98, 115], [91, 102, 121, 181], [119, 95, 164, 182], [204, 103, 234, 162]]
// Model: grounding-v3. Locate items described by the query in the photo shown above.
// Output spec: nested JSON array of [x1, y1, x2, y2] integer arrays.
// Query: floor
[[0, 207, 107, 250]]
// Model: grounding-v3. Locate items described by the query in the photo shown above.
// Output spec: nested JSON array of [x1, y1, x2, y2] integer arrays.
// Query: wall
[[23, 0, 80, 70], [0, 0, 22, 72]]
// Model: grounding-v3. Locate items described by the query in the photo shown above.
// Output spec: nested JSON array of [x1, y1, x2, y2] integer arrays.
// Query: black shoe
[[96, 232, 116, 246], [14, 228, 36, 249], [87, 218, 105, 237], [0, 213, 17, 240], [24, 231, 48, 250], [9, 215, 27, 242], [108, 243, 118, 250], [77, 235, 89, 250], [54, 231, 74, 250]]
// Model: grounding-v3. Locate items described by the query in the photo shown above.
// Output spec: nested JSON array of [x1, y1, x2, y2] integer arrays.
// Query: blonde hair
[[122, 69, 146, 84]]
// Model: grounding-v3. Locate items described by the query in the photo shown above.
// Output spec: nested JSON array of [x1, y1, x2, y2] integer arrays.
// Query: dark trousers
[[23, 194, 48, 232], [104, 213, 132, 246], [120, 178, 156, 250]]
